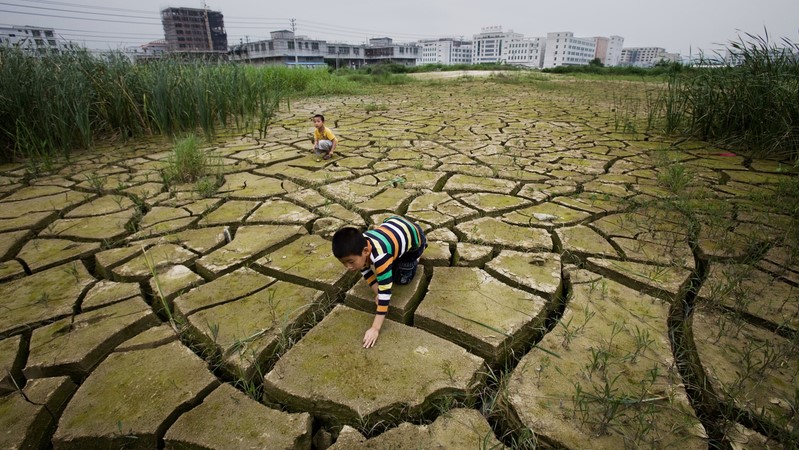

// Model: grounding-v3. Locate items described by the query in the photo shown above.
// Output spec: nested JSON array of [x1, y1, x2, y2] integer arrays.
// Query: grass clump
[[160, 134, 223, 197]]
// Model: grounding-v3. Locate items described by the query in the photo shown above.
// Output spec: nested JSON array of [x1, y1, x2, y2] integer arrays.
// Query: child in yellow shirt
[[312, 114, 337, 160]]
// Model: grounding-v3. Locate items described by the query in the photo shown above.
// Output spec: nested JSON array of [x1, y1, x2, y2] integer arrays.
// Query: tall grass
[[647, 32, 799, 159], [0, 47, 359, 162]]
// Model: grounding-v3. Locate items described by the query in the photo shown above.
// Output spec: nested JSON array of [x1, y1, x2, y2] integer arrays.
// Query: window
[[305, 42, 309, 49], [32, 30, 41, 37], [48, 39, 56, 46], [312, 42, 319, 50], [287, 41, 294, 49], [268, 41, 274, 50], [45, 30, 53, 37]]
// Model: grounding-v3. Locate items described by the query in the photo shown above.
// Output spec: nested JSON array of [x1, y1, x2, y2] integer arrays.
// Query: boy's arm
[[362, 255, 394, 348]]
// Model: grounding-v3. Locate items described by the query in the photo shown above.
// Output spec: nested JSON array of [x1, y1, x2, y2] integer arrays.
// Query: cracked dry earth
[[1, 80, 798, 449]]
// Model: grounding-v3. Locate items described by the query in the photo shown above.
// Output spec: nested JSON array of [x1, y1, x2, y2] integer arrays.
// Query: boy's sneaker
[[396, 260, 418, 285]]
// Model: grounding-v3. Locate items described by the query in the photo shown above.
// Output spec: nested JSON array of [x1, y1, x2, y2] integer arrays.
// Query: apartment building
[[0, 25, 66, 54], [417, 38, 472, 65], [161, 7, 227, 54], [542, 31, 597, 68], [620, 47, 680, 67]]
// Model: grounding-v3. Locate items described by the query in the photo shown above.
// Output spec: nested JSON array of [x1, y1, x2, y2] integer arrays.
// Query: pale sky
[[2, 0, 797, 57]]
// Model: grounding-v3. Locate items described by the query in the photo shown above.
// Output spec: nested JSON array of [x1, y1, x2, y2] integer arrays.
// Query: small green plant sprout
[[558, 307, 596, 349], [657, 161, 693, 194], [536, 355, 551, 388], [624, 325, 655, 364], [384, 175, 406, 188], [441, 360, 457, 383], [64, 261, 81, 283], [85, 172, 106, 194]]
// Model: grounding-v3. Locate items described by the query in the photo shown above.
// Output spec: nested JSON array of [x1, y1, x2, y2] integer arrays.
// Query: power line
[[0, 8, 159, 25], [0, 2, 158, 20]]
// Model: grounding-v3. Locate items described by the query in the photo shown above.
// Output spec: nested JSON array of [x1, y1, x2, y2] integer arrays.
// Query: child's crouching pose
[[311, 114, 337, 160], [332, 216, 427, 348]]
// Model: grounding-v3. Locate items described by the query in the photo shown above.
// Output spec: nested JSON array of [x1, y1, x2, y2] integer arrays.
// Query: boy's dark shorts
[[393, 231, 427, 285]]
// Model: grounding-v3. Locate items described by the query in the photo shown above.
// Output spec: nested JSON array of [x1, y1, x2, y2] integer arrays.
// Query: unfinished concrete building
[[161, 7, 227, 54]]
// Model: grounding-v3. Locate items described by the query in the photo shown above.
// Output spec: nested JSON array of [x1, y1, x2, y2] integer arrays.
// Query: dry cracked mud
[[0, 78, 797, 449]]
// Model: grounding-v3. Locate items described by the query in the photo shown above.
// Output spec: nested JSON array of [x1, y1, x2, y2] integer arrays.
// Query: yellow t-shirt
[[314, 126, 336, 142]]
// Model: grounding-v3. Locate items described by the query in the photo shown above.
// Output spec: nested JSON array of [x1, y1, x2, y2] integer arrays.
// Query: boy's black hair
[[312, 114, 325, 122], [332, 227, 367, 258]]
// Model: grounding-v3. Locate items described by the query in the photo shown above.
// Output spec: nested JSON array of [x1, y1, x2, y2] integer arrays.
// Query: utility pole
[[290, 18, 299, 66]]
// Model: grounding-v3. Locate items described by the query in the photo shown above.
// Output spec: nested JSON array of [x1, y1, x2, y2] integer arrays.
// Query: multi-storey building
[[471, 26, 521, 64], [542, 31, 597, 68], [326, 42, 366, 69], [0, 25, 66, 54], [229, 32, 418, 68], [161, 7, 227, 54], [503, 36, 545, 68], [364, 37, 419, 66], [605, 35, 624, 66], [620, 47, 680, 67], [417, 38, 472, 65], [593, 35, 624, 66], [230, 30, 327, 67]]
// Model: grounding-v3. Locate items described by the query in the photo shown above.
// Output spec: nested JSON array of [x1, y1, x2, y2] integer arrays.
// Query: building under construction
[[161, 7, 227, 54]]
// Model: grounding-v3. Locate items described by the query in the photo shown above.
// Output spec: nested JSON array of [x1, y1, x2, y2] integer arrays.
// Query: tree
[[589, 57, 604, 67]]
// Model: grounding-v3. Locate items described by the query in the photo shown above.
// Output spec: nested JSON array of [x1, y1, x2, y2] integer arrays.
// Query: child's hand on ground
[[363, 327, 379, 348]]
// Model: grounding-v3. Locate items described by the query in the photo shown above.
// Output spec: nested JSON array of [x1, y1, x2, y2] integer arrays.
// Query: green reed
[[647, 32, 799, 159], [0, 47, 359, 162]]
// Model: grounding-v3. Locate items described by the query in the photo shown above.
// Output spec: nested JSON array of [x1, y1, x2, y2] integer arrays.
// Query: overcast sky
[[2, 0, 797, 57]]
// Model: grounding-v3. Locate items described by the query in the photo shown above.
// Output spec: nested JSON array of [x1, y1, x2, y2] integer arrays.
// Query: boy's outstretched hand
[[363, 327, 379, 348]]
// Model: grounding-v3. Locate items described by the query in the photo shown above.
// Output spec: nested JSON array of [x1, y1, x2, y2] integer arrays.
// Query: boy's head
[[312, 114, 325, 129], [332, 227, 370, 271]]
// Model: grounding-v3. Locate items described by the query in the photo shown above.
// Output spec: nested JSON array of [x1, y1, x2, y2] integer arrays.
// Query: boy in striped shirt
[[332, 216, 427, 348]]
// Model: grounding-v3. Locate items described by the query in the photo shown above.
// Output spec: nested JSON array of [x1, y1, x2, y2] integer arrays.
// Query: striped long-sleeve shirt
[[361, 216, 423, 315]]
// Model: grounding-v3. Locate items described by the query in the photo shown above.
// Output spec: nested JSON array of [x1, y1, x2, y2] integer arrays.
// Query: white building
[[0, 25, 67, 54], [620, 47, 680, 67], [543, 31, 597, 68], [418, 38, 472, 65], [593, 35, 624, 66], [503, 36, 546, 68], [472, 26, 518, 64], [606, 35, 624, 66], [471, 26, 546, 67]]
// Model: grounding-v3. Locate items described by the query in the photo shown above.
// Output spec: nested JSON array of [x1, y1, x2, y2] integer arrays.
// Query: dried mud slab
[[415, 267, 553, 364], [164, 383, 312, 449], [330, 408, 504, 449], [263, 306, 485, 429], [0, 377, 77, 450], [24, 298, 158, 379], [506, 269, 706, 449], [53, 341, 219, 449], [692, 310, 798, 436], [0, 262, 94, 337]]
